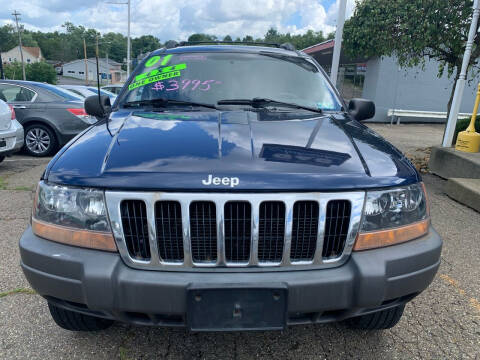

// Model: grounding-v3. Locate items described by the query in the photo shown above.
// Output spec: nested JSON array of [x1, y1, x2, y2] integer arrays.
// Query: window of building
[[27, 59, 31, 63], [67, 70, 75, 74], [79, 71, 84, 74]]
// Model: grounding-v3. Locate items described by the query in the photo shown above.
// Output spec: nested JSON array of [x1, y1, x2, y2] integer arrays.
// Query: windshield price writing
[[152, 79, 222, 92]]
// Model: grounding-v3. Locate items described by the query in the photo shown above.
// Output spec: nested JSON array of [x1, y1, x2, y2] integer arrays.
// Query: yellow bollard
[[455, 83, 480, 152]]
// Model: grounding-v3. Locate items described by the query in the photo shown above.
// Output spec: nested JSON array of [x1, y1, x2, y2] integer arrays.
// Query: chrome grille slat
[[106, 192, 365, 270], [258, 201, 285, 263], [155, 201, 184, 262], [290, 201, 319, 262], [120, 200, 151, 260], [323, 200, 352, 259], [190, 201, 217, 263], [224, 201, 252, 263]]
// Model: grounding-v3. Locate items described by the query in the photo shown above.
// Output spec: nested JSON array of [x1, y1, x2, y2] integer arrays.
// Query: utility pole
[[12, 10, 26, 81], [443, 0, 480, 147], [83, 38, 89, 85], [106, 51, 110, 84], [0, 53, 4, 80], [106, 0, 131, 78], [127, 0, 131, 78], [330, 0, 347, 87]]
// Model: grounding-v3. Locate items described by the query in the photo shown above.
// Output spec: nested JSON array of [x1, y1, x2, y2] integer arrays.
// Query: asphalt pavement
[[0, 126, 479, 359]]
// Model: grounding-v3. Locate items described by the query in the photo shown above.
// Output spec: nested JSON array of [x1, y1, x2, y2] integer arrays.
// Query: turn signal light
[[32, 217, 117, 252], [353, 219, 430, 251]]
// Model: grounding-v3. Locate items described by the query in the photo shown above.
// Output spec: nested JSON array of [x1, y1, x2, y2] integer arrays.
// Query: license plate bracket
[[187, 285, 287, 331]]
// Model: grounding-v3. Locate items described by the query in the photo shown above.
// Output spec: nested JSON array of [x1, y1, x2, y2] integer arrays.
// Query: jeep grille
[[108, 192, 364, 270]]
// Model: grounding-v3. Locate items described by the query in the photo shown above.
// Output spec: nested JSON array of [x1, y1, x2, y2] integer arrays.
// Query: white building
[[1, 46, 43, 64], [62, 58, 126, 84]]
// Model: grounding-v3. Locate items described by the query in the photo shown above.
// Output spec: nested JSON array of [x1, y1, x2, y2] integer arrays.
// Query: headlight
[[32, 181, 116, 251], [354, 183, 430, 251]]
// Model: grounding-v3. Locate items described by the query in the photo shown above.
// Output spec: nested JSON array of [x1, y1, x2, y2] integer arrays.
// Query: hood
[[46, 110, 419, 191]]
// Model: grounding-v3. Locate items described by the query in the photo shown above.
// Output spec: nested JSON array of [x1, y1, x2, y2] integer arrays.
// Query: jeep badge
[[202, 174, 239, 187]]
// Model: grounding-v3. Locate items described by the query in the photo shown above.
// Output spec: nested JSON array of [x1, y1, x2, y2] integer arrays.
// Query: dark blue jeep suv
[[19, 44, 442, 332]]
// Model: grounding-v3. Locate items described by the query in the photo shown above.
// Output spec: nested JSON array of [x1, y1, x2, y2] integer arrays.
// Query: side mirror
[[85, 95, 112, 118], [348, 98, 375, 121]]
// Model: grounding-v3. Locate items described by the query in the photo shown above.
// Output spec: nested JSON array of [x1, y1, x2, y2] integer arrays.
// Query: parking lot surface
[[1, 126, 479, 359]]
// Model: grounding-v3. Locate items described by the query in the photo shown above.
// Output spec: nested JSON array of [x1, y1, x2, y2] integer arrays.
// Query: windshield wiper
[[217, 98, 323, 113], [123, 98, 218, 110]]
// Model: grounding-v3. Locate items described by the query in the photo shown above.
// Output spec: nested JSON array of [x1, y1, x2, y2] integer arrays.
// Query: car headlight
[[32, 181, 116, 251], [354, 183, 430, 251]]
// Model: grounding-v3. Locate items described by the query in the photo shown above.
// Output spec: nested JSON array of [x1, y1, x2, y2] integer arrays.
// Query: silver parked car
[[101, 84, 123, 95], [0, 99, 24, 163], [59, 85, 117, 102]]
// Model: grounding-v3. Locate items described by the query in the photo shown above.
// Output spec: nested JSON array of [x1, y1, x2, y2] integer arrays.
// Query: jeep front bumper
[[19, 226, 442, 329]]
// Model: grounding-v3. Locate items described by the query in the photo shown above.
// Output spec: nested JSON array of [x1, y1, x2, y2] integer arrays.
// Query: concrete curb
[[445, 178, 480, 212], [428, 146, 480, 179]]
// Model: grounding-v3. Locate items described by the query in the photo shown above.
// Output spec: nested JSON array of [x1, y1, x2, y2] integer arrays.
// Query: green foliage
[[454, 117, 480, 142], [223, 35, 233, 42], [132, 35, 161, 58], [0, 24, 16, 52], [188, 33, 218, 42], [343, 0, 475, 78], [4, 61, 56, 84], [3, 62, 23, 80], [26, 62, 57, 84]]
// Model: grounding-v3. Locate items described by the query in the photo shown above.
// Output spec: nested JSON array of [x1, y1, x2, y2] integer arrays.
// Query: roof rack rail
[[174, 41, 296, 51]]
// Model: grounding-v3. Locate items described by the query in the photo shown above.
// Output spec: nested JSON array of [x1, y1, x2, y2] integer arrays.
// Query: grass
[[0, 288, 36, 299], [118, 347, 131, 360], [13, 186, 32, 191], [0, 177, 6, 190]]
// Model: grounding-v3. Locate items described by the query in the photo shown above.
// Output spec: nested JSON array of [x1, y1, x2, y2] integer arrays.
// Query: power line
[[12, 10, 26, 81]]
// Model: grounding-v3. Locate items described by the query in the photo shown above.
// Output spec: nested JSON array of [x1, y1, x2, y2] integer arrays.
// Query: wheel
[[345, 304, 405, 330], [0, 155, 4, 163], [24, 124, 57, 157], [48, 303, 114, 331]]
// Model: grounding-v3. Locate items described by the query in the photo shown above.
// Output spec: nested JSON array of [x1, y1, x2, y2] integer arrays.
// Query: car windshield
[[118, 51, 342, 111]]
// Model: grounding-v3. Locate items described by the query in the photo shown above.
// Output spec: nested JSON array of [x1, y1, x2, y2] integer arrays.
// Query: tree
[[26, 62, 57, 84], [4, 61, 56, 84], [0, 25, 17, 52], [343, 0, 477, 119], [188, 33, 217, 42], [223, 35, 232, 42], [132, 35, 161, 58], [4, 62, 23, 80]]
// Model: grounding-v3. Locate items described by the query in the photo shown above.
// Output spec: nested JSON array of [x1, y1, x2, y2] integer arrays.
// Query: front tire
[[48, 303, 114, 331], [345, 304, 405, 330], [0, 155, 4, 163], [24, 124, 57, 157]]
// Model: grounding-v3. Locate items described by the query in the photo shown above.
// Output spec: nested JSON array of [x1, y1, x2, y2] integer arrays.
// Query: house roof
[[63, 58, 121, 68], [2, 46, 42, 59], [87, 58, 121, 66], [302, 40, 335, 54], [23, 46, 42, 58]]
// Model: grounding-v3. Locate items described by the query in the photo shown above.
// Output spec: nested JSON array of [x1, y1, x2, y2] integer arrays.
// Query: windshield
[[119, 52, 342, 111]]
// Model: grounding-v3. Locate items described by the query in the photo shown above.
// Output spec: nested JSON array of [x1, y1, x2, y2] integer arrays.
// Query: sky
[[0, 0, 355, 42]]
